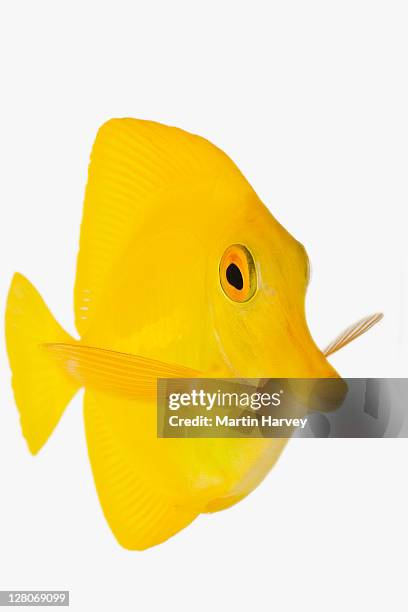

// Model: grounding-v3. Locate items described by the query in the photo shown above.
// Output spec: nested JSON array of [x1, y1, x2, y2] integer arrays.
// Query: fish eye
[[219, 244, 257, 302]]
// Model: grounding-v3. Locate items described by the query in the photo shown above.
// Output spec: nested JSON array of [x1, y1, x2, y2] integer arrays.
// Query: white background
[[0, 2, 407, 611]]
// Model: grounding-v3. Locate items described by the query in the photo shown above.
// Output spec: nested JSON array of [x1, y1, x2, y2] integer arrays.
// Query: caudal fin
[[5, 273, 80, 454]]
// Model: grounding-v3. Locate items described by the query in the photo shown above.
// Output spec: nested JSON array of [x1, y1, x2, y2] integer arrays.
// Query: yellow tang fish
[[5, 119, 383, 550]]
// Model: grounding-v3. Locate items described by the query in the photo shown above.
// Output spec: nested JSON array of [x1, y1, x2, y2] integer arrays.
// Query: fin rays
[[42, 343, 200, 399], [324, 313, 384, 357]]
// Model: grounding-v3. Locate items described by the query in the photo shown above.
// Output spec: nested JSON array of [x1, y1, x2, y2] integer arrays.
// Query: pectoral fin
[[324, 312, 383, 357], [42, 343, 200, 399]]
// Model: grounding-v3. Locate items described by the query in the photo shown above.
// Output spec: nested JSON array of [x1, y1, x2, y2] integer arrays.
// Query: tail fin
[[5, 273, 80, 454]]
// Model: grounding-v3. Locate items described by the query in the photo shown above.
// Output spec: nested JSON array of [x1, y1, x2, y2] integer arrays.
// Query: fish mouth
[[41, 314, 382, 405], [286, 312, 384, 378], [281, 312, 384, 412]]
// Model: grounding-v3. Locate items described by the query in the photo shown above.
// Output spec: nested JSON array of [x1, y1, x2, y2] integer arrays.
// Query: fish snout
[[286, 332, 348, 412]]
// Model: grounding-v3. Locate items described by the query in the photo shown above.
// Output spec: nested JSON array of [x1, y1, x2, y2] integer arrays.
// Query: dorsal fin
[[74, 119, 233, 337]]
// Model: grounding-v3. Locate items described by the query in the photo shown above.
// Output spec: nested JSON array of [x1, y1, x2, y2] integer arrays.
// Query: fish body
[[5, 119, 381, 549]]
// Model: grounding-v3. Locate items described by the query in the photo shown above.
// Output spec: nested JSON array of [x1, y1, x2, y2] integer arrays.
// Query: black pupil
[[226, 263, 243, 290]]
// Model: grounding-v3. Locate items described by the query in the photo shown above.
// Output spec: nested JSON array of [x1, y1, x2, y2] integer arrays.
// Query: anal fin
[[84, 390, 198, 550]]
